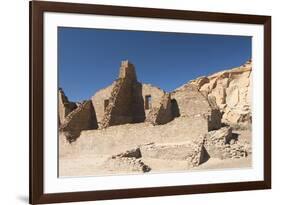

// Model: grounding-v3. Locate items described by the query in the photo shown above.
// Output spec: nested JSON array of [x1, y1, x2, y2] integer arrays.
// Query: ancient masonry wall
[[171, 84, 212, 117], [142, 84, 165, 117], [58, 88, 77, 125], [100, 61, 146, 128], [59, 100, 98, 141], [100, 77, 135, 128], [65, 116, 210, 155], [131, 82, 146, 123], [91, 83, 116, 125], [171, 84, 221, 131], [146, 93, 174, 125], [92, 82, 165, 125]]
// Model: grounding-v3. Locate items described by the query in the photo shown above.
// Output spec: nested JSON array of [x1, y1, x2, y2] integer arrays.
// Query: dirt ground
[[59, 154, 251, 177]]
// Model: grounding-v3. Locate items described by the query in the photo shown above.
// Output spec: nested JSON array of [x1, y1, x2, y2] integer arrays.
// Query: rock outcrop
[[59, 100, 98, 142], [189, 60, 252, 128]]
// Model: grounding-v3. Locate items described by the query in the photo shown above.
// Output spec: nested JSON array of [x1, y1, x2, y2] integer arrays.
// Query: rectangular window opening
[[104, 99, 109, 111], [145, 95, 152, 110]]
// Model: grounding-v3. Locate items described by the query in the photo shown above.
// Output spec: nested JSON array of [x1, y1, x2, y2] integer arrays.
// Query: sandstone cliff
[[187, 60, 252, 128]]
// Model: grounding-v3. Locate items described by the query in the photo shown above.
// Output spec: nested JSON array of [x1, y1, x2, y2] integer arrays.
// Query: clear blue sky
[[58, 27, 251, 102]]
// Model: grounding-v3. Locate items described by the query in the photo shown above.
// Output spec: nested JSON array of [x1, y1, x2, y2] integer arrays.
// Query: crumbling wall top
[[118, 60, 137, 81]]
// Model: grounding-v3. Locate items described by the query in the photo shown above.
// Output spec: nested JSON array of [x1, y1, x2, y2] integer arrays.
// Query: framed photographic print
[[29, 0, 271, 204]]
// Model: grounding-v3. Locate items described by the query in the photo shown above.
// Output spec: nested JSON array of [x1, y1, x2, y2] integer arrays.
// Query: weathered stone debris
[[104, 156, 151, 173], [112, 147, 142, 159], [203, 127, 250, 159], [139, 140, 210, 167]]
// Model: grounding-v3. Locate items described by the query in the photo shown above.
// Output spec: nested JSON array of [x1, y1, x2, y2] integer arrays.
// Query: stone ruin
[[59, 60, 222, 139], [59, 60, 252, 175], [58, 88, 77, 125], [59, 100, 98, 142], [146, 93, 174, 125], [99, 61, 146, 128], [59, 60, 223, 141]]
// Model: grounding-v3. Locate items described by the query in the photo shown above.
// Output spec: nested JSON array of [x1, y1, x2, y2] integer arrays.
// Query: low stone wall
[[60, 115, 210, 156], [139, 140, 208, 167]]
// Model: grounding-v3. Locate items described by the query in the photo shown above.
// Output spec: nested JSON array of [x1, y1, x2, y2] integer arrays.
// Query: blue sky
[[58, 27, 251, 102]]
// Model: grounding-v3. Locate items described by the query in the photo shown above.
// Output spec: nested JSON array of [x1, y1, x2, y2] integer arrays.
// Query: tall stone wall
[[92, 81, 165, 126], [94, 61, 168, 128], [100, 78, 134, 128], [119, 60, 137, 81], [91, 82, 116, 125], [58, 88, 77, 125], [142, 84, 165, 117], [100, 61, 145, 128], [132, 82, 146, 123]]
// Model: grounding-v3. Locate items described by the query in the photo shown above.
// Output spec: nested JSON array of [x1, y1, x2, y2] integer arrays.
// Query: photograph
[[58, 27, 253, 177]]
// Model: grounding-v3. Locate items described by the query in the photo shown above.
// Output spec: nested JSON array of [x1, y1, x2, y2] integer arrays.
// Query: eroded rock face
[[189, 60, 252, 128], [58, 88, 77, 125], [59, 100, 98, 142]]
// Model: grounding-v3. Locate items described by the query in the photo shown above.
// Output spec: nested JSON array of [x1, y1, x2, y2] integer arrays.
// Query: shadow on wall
[[132, 82, 146, 123], [171, 98, 180, 118], [199, 146, 210, 164]]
